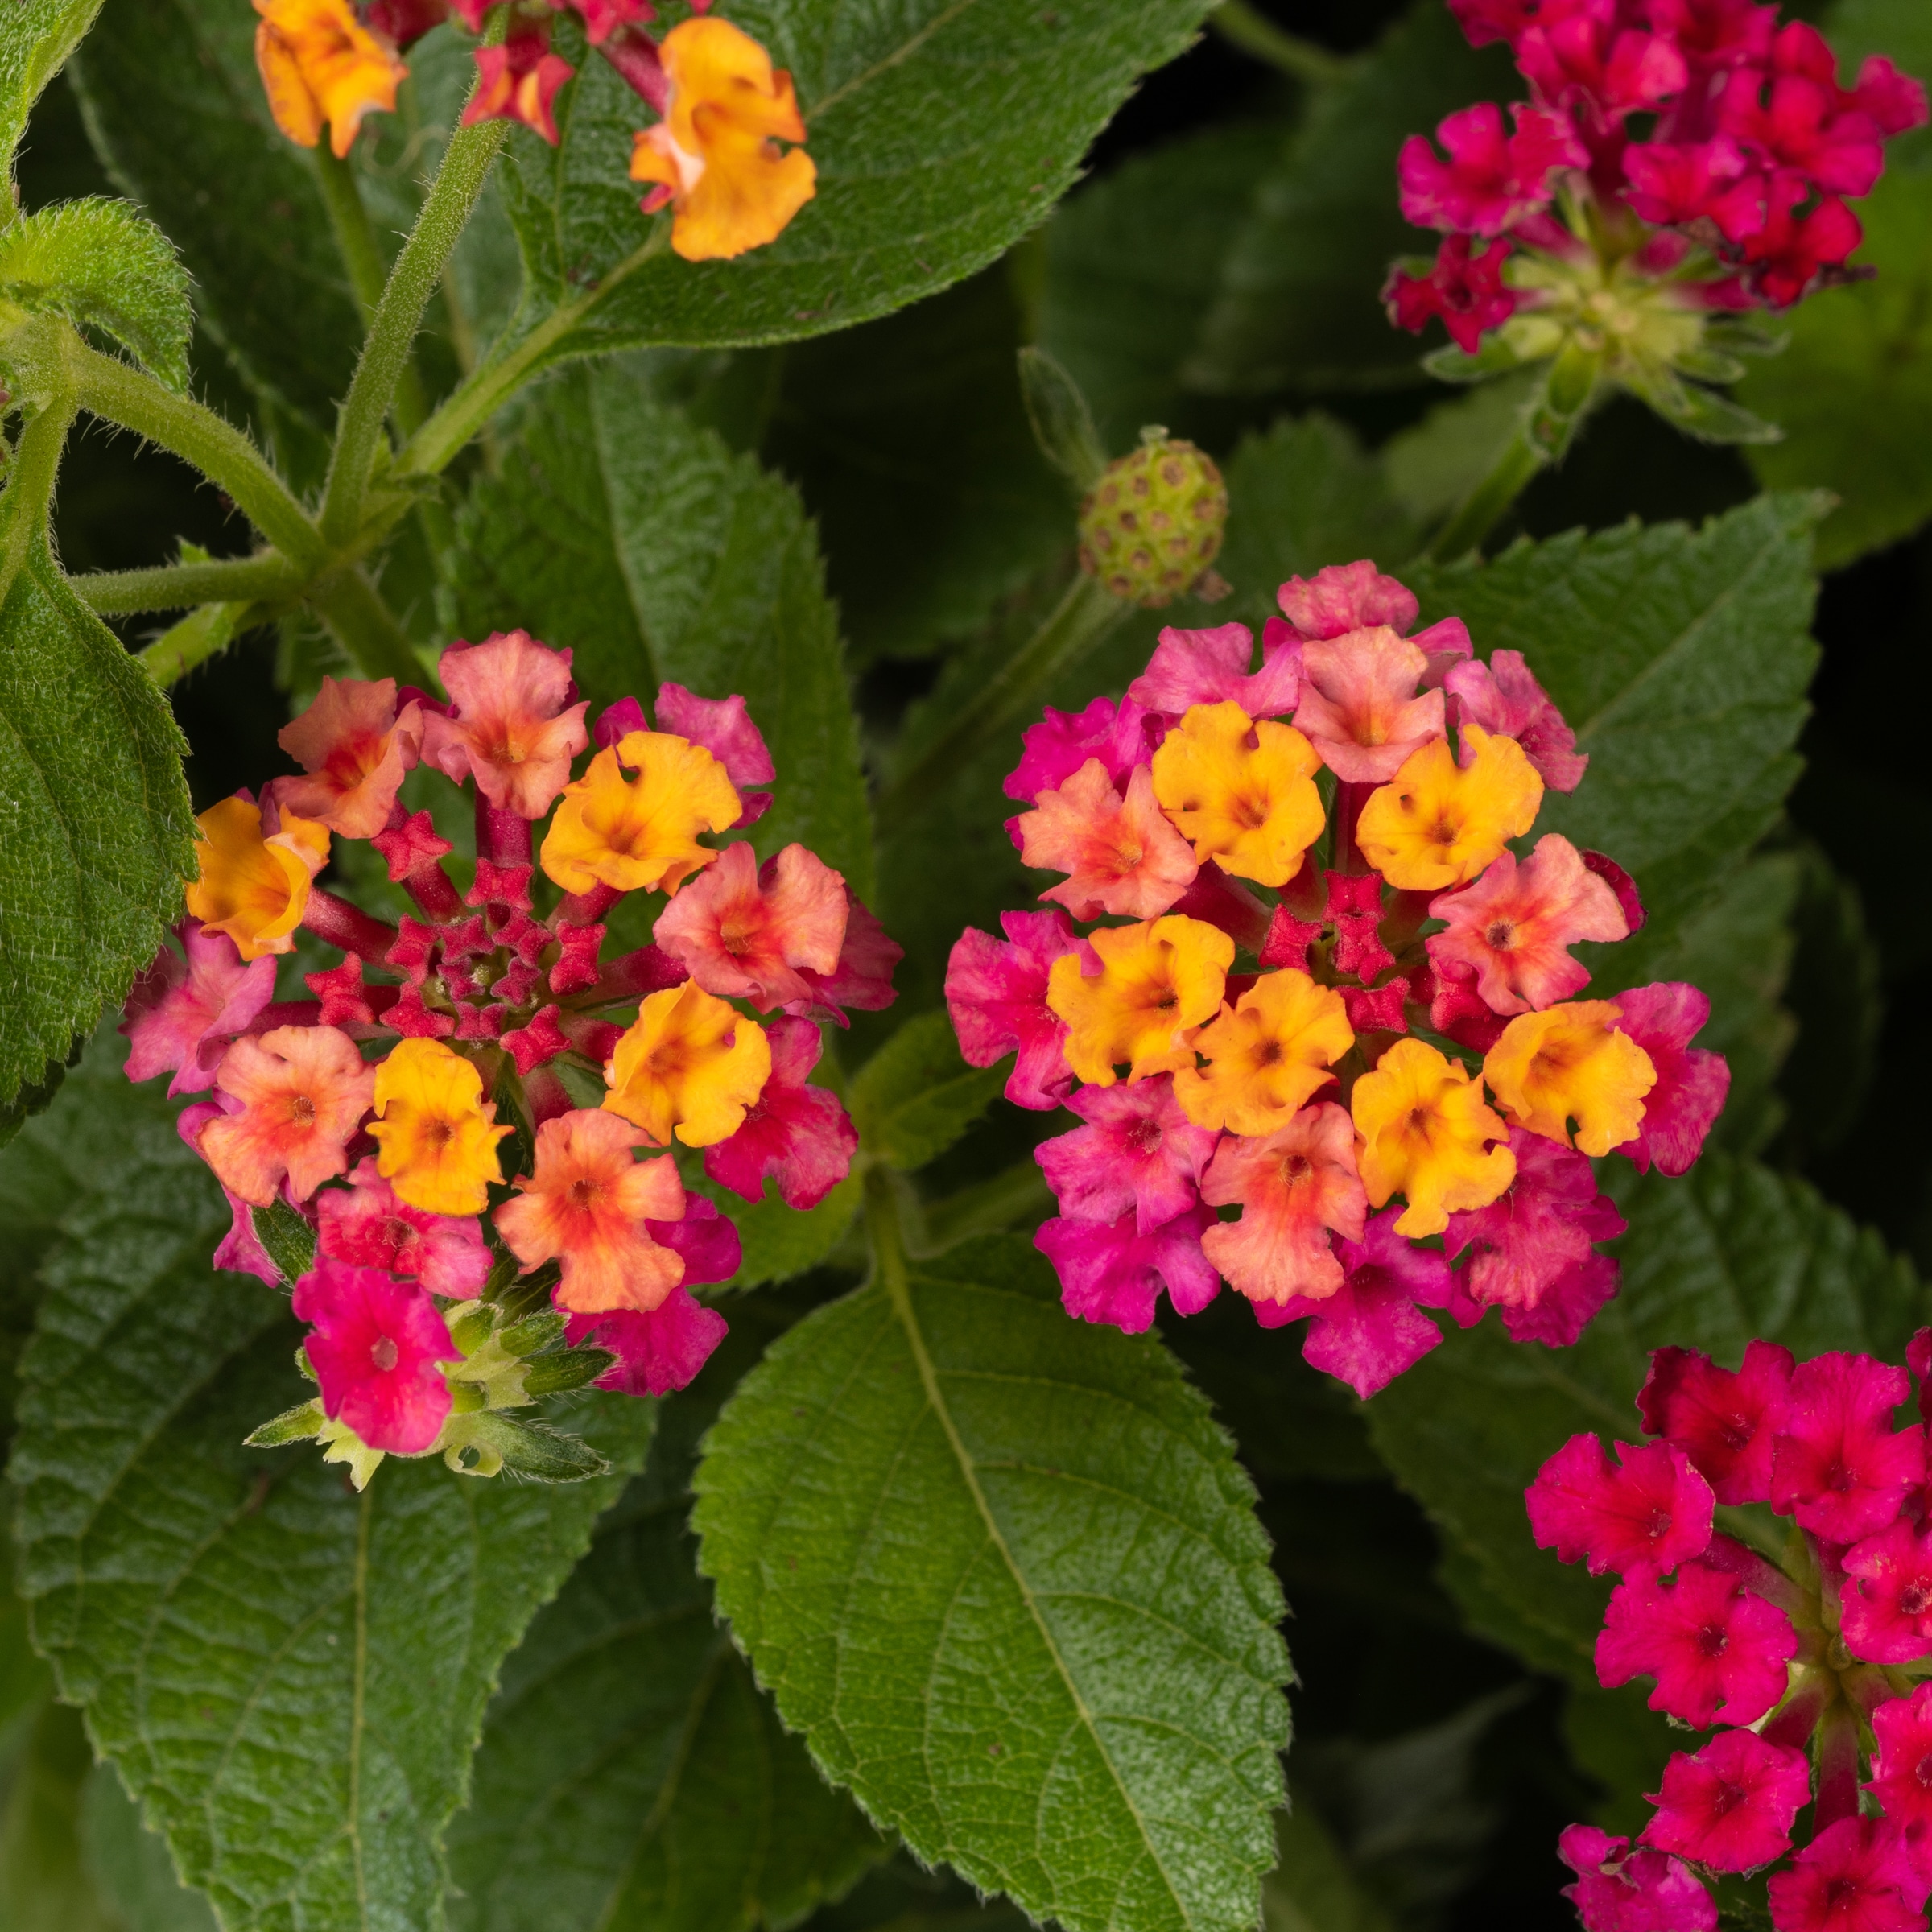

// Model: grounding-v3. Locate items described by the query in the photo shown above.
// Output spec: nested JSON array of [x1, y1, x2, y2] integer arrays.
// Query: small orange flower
[[275, 676, 423, 840], [1014, 758, 1197, 922], [253, 0, 406, 159], [420, 630, 590, 821], [628, 15, 817, 262], [1484, 1001, 1657, 1156], [603, 982, 771, 1147], [495, 1109, 687, 1315], [1174, 969, 1355, 1136], [542, 731, 741, 899], [367, 1038, 512, 1216], [199, 1024, 375, 1205], [184, 794, 329, 962]]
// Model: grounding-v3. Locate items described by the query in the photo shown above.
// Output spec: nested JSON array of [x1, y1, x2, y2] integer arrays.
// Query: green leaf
[[1038, 119, 1286, 450], [69, 0, 358, 442], [0, 197, 190, 388], [1185, 6, 1514, 394], [496, 0, 1218, 365], [696, 1170, 861, 1293], [9, 1077, 656, 1932], [692, 1231, 1291, 1932], [848, 1010, 1006, 1173], [762, 270, 1068, 667], [1736, 159, 1932, 569], [450, 1303, 885, 1932], [0, 0, 105, 196], [79, 1766, 221, 1932], [0, 1699, 118, 1932], [1407, 493, 1826, 950], [1363, 1153, 1928, 1682], [1380, 372, 1540, 531], [1827, 0, 1932, 90], [442, 361, 871, 893], [1263, 1806, 1396, 1932], [0, 538, 195, 1109]]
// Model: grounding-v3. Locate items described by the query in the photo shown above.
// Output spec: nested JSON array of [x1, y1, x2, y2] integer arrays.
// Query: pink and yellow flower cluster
[[124, 628, 894, 1465], [1534, 1336, 1932, 1932], [945, 559, 1727, 1399]]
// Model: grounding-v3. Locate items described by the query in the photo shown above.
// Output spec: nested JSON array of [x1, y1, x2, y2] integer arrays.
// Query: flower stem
[[308, 565, 426, 683], [319, 115, 508, 548], [75, 552, 304, 615], [1210, 1, 1353, 85], [0, 390, 79, 609], [138, 600, 259, 686], [1427, 429, 1546, 562], [875, 572, 1129, 821], [71, 343, 325, 569]]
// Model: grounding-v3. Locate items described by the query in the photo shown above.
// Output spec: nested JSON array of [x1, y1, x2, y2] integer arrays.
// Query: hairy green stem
[[308, 565, 425, 683], [139, 600, 260, 686], [319, 116, 507, 547], [875, 572, 1129, 821], [1428, 429, 1546, 561], [75, 552, 304, 615], [72, 345, 324, 570], [1210, 1, 1353, 85], [0, 392, 78, 609], [399, 221, 674, 480]]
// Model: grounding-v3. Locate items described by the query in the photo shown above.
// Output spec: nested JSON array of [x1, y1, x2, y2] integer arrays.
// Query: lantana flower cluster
[[1534, 1337, 1932, 1931], [945, 559, 1728, 1400], [122, 628, 895, 1481], [1383, 0, 1926, 423], [251, 0, 813, 262]]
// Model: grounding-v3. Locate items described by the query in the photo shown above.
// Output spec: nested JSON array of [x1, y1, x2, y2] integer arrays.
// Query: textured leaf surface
[[499, 0, 1216, 360], [848, 1010, 1005, 1174], [693, 1232, 1291, 1932], [0, 539, 195, 1108], [0, 197, 192, 388], [0, 0, 104, 188], [7, 1071, 654, 1932], [1409, 493, 1823, 951], [1186, 7, 1512, 394], [1364, 1154, 1928, 1679], [444, 363, 871, 892], [449, 1303, 883, 1932]]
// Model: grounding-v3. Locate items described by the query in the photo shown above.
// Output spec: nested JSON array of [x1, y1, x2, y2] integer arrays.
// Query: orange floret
[[629, 16, 817, 262], [495, 1109, 687, 1315], [1351, 1037, 1516, 1236], [253, 0, 405, 159], [184, 794, 329, 961], [1150, 700, 1326, 888], [1484, 1001, 1657, 1156], [367, 1038, 512, 1216], [275, 675, 423, 839], [541, 731, 741, 899], [1046, 914, 1233, 1088], [1174, 968, 1355, 1136], [1013, 758, 1197, 921], [1355, 725, 1544, 891], [604, 981, 771, 1147], [200, 1023, 376, 1205]]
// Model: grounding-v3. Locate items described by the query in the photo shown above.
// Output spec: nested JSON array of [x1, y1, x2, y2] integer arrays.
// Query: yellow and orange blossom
[[1150, 701, 1326, 888], [1351, 1038, 1515, 1236], [629, 15, 817, 262], [542, 731, 740, 899], [184, 794, 329, 961], [1484, 1001, 1657, 1157], [253, 0, 406, 159], [1355, 725, 1543, 891], [368, 1038, 512, 1216], [1174, 969, 1354, 1136], [604, 982, 771, 1147], [1046, 914, 1232, 1088]]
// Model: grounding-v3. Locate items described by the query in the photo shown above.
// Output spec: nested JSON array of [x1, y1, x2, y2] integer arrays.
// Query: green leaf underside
[[442, 362, 872, 894], [8, 1074, 654, 1932], [692, 1234, 1290, 1932], [496, 0, 1219, 363], [68, 0, 361, 435], [1408, 493, 1826, 955], [848, 1010, 1006, 1174], [0, 538, 195, 1108], [1364, 1154, 1928, 1682], [449, 1308, 884, 1932], [0, 197, 192, 387], [0, 0, 105, 192]]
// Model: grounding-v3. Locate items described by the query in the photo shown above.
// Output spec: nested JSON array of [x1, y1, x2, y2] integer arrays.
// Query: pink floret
[[1494, 1249, 1620, 1347], [565, 1285, 729, 1397], [1005, 696, 1157, 803], [1274, 561, 1419, 642], [315, 1157, 491, 1300], [1841, 1517, 1932, 1665], [1447, 1128, 1625, 1319], [1125, 621, 1300, 721], [782, 893, 902, 1025], [703, 1015, 857, 1211], [1527, 1432, 1715, 1578], [1597, 1557, 1797, 1727], [1444, 650, 1587, 791], [122, 923, 279, 1096], [293, 1257, 460, 1455], [945, 910, 1096, 1112], [180, 1097, 285, 1288], [1767, 1817, 1929, 1932], [1558, 1824, 1715, 1932], [1641, 1728, 1810, 1872], [1769, 1351, 1924, 1545], [1035, 1203, 1220, 1335], [1399, 101, 1587, 235], [654, 682, 774, 828], [649, 1195, 742, 1288], [1035, 1075, 1218, 1236], [1637, 1340, 1794, 1505], [1610, 983, 1730, 1176], [1867, 1682, 1932, 1831]]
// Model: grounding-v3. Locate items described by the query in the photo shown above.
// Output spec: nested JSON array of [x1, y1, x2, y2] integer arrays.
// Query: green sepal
[[1621, 366, 1783, 446], [438, 1410, 610, 1483], [249, 1197, 316, 1290], [519, 1346, 615, 1397], [1422, 333, 1539, 383], [1018, 345, 1108, 492], [242, 1398, 326, 1449]]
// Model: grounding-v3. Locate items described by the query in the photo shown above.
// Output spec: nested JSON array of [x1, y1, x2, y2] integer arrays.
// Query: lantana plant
[[126, 630, 894, 1484], [946, 556, 1727, 1398]]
